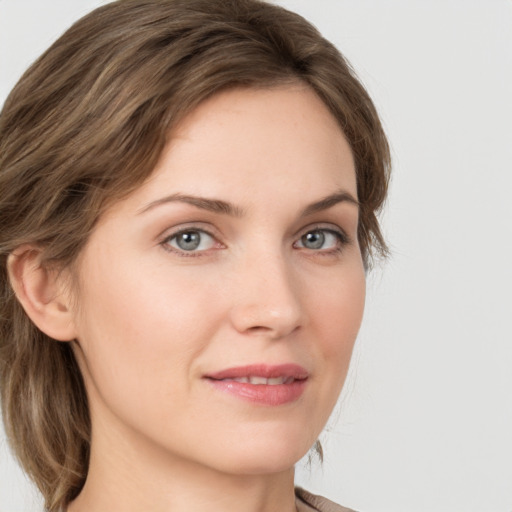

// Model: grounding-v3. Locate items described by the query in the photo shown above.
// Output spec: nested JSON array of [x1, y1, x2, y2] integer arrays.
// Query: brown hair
[[0, 0, 390, 509]]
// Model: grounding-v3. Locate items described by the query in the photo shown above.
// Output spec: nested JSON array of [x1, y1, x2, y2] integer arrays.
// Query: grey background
[[1, 1, 511, 510]]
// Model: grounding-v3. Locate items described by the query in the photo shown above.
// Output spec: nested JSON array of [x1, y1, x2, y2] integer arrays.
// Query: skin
[[64, 85, 366, 512]]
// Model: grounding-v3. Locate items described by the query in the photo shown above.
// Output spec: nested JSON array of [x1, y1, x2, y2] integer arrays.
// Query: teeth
[[267, 377, 286, 385], [232, 377, 249, 383], [221, 376, 292, 385], [249, 376, 268, 385]]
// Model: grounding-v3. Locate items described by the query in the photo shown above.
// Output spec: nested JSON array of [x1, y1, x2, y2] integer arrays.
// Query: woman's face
[[71, 86, 365, 475]]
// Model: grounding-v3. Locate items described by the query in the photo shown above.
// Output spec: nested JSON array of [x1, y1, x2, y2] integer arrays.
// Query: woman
[[0, 0, 390, 510]]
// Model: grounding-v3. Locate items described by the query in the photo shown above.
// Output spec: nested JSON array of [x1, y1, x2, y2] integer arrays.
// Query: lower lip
[[206, 378, 307, 406]]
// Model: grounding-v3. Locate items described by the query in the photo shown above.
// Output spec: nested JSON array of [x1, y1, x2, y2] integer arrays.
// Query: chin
[[201, 426, 316, 476]]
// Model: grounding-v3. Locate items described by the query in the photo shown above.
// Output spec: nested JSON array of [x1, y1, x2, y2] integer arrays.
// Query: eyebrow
[[137, 193, 245, 217], [300, 190, 359, 216], [137, 189, 359, 217]]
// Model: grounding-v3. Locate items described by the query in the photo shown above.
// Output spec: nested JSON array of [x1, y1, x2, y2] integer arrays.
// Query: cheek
[[310, 261, 366, 354], [305, 260, 365, 408], [72, 252, 230, 398]]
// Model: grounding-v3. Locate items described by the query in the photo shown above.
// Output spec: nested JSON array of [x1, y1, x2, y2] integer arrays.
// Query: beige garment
[[295, 487, 357, 512]]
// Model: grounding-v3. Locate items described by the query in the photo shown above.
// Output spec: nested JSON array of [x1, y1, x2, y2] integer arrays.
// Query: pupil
[[177, 231, 200, 250], [303, 231, 325, 249]]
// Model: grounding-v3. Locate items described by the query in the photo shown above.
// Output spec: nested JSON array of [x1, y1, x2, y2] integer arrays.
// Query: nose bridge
[[229, 243, 303, 338]]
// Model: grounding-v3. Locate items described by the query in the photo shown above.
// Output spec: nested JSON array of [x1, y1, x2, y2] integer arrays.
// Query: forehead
[[107, 85, 356, 217]]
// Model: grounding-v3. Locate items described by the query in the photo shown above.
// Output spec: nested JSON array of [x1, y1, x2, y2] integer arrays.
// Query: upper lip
[[205, 364, 309, 381]]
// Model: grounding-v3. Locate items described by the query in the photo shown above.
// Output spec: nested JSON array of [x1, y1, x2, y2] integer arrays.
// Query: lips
[[204, 364, 309, 406], [219, 376, 295, 385], [205, 363, 309, 381]]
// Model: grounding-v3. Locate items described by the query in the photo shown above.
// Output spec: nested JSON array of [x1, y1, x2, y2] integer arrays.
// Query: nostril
[[247, 325, 272, 334], [244, 324, 301, 339]]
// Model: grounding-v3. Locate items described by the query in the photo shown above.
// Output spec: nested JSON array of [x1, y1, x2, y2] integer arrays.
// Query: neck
[[67, 416, 298, 512]]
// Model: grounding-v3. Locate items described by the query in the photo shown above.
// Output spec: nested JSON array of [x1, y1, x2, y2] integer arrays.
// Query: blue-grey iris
[[176, 231, 201, 251], [302, 231, 325, 249]]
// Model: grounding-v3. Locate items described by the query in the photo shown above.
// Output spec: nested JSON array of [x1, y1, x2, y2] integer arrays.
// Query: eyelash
[[159, 225, 351, 257], [160, 226, 220, 257], [293, 227, 350, 255]]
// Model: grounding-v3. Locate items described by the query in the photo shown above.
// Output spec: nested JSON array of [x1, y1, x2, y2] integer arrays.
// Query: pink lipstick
[[204, 364, 308, 406]]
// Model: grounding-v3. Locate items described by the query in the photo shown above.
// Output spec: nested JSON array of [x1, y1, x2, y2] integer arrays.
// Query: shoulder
[[295, 487, 359, 512]]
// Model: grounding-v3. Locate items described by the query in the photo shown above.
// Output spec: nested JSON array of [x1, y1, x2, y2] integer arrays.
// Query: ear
[[7, 245, 77, 341]]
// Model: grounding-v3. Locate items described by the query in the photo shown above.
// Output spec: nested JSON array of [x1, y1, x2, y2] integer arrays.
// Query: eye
[[163, 229, 216, 253], [295, 228, 346, 251]]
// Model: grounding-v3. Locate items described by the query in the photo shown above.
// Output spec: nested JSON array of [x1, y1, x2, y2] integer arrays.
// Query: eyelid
[[159, 224, 224, 256], [293, 224, 352, 251], [296, 223, 350, 241], [157, 221, 220, 242], [157, 221, 352, 257]]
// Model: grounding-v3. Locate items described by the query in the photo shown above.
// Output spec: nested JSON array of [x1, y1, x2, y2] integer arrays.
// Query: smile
[[204, 364, 309, 406], [216, 376, 296, 385]]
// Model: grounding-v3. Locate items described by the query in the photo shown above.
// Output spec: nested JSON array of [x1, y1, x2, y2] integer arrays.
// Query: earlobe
[[7, 246, 77, 341]]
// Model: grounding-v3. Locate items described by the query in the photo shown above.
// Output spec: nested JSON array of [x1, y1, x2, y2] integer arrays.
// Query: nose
[[228, 250, 304, 339]]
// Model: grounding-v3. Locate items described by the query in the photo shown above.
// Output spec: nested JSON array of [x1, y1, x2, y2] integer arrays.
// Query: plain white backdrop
[[1, 1, 511, 511]]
